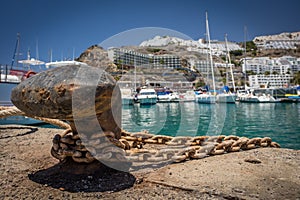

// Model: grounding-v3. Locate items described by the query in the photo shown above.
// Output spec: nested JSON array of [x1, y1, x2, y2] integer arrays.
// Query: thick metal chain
[[0, 104, 281, 165], [51, 129, 281, 164]]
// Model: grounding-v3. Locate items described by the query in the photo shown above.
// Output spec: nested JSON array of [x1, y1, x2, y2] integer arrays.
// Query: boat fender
[[22, 70, 36, 80]]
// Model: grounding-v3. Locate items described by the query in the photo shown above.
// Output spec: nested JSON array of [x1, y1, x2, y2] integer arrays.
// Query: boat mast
[[225, 39, 229, 86], [205, 12, 216, 94], [36, 38, 39, 60], [205, 29, 209, 86], [225, 34, 236, 92], [134, 58, 137, 91], [49, 48, 53, 62], [72, 48, 75, 61], [11, 33, 21, 69], [244, 26, 247, 89]]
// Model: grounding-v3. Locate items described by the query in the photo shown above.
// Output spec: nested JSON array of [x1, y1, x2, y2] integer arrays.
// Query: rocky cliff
[[76, 45, 117, 73]]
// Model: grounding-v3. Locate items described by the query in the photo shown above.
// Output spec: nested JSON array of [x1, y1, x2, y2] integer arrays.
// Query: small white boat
[[156, 89, 180, 103], [180, 90, 196, 102], [195, 91, 216, 104], [237, 90, 279, 103], [120, 88, 134, 105], [137, 88, 157, 105], [45, 60, 87, 68]]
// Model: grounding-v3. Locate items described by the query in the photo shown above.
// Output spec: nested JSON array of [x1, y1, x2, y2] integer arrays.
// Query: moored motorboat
[[137, 88, 157, 105], [156, 88, 179, 103], [120, 88, 134, 105]]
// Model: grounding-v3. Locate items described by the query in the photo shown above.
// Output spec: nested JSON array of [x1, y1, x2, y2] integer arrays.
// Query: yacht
[[156, 88, 179, 103], [120, 88, 134, 105], [236, 89, 279, 103], [216, 86, 237, 103], [137, 88, 157, 105], [195, 89, 216, 104]]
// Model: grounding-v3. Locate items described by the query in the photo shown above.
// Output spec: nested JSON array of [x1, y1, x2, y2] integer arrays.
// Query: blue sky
[[1, 0, 299, 65]]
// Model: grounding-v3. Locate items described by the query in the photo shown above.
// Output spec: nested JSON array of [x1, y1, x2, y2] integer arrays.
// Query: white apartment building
[[107, 48, 149, 66], [107, 47, 181, 68], [152, 54, 181, 68], [242, 56, 299, 88], [249, 74, 293, 88], [242, 56, 300, 74], [193, 60, 210, 74]]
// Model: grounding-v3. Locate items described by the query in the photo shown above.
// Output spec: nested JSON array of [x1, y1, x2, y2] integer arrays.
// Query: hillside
[[75, 31, 300, 87], [76, 45, 118, 74], [253, 32, 300, 43]]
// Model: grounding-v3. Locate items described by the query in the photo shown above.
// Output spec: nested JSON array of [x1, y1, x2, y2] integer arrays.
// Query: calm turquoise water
[[122, 102, 300, 150]]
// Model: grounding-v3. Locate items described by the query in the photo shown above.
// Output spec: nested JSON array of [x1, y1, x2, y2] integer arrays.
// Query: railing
[[0, 64, 9, 82], [0, 64, 24, 83]]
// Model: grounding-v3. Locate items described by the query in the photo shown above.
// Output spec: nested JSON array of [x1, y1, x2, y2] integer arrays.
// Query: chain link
[[50, 129, 281, 165]]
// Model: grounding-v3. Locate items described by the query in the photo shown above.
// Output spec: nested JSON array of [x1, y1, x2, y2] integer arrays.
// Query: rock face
[[253, 31, 300, 42], [76, 45, 117, 74], [11, 64, 122, 138]]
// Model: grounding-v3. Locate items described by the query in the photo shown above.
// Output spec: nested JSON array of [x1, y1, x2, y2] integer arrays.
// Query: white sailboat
[[196, 12, 216, 104], [237, 89, 279, 103], [216, 34, 237, 103]]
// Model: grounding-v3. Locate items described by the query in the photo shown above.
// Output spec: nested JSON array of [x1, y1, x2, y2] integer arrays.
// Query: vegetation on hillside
[[291, 71, 300, 85]]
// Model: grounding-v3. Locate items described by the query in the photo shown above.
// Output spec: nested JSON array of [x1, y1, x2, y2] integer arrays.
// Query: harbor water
[[122, 102, 300, 150], [1, 102, 299, 150]]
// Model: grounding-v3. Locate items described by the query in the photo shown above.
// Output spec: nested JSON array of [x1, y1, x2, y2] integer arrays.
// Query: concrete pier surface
[[0, 125, 299, 199]]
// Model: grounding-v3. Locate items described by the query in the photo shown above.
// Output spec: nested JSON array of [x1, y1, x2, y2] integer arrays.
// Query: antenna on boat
[[205, 11, 216, 95], [27, 48, 31, 60]]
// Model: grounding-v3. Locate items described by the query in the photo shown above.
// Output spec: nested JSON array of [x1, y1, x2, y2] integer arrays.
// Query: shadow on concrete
[[28, 158, 136, 192]]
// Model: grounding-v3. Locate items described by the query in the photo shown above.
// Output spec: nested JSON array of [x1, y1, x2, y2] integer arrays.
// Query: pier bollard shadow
[[28, 158, 136, 193]]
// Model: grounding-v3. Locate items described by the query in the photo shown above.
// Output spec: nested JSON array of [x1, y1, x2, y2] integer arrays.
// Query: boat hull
[[139, 97, 157, 105], [196, 94, 216, 104], [157, 95, 179, 103], [216, 94, 237, 103], [122, 97, 134, 105]]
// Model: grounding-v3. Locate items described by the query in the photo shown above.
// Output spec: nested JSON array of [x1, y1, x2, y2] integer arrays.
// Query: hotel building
[[248, 74, 293, 88], [107, 47, 180, 68]]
